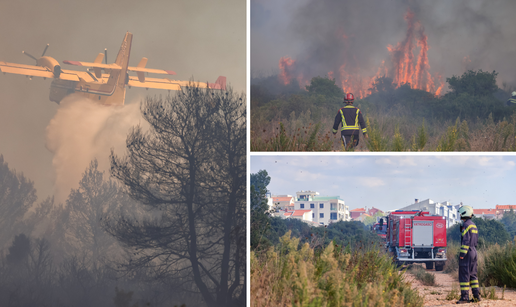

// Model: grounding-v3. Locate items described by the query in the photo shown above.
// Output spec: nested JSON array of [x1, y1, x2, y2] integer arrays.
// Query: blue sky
[[250, 154, 516, 212]]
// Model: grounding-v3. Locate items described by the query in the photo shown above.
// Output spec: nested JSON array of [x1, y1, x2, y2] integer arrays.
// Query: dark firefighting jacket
[[507, 97, 516, 106], [332, 105, 367, 136], [460, 219, 478, 257]]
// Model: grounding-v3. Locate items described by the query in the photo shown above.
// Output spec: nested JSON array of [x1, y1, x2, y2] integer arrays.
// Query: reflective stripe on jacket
[[460, 219, 478, 257], [332, 105, 367, 136]]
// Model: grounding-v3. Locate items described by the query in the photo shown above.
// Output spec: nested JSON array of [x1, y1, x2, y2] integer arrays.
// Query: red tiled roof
[[474, 209, 501, 215], [350, 208, 365, 212], [292, 210, 312, 216], [283, 212, 293, 217], [273, 197, 293, 202], [496, 205, 516, 210]]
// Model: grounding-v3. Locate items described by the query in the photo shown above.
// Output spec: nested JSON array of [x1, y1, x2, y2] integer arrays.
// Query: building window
[[312, 213, 315, 219], [320, 213, 324, 218], [310, 203, 315, 209], [300, 204, 304, 209], [319, 203, 324, 208], [331, 213, 337, 220], [331, 203, 337, 210]]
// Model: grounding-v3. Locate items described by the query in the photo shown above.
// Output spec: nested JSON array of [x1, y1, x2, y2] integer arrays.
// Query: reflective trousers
[[459, 247, 479, 300]]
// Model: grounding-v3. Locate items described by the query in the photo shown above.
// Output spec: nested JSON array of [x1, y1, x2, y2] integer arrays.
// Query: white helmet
[[512, 91, 516, 97], [458, 205, 474, 218]]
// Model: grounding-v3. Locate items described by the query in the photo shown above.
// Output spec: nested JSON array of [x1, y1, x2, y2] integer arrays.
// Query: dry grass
[[251, 231, 424, 307], [251, 112, 516, 151]]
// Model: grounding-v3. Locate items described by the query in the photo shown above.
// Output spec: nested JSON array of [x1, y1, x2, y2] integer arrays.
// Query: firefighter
[[457, 205, 480, 304], [507, 91, 516, 106], [332, 93, 368, 150]]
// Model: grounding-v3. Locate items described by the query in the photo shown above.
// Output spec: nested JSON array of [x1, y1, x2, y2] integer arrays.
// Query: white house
[[293, 190, 350, 226], [290, 210, 313, 222], [399, 199, 460, 228], [271, 195, 295, 211]]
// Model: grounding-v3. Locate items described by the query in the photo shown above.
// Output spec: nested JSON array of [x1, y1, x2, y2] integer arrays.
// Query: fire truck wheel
[[435, 263, 444, 271], [425, 262, 434, 270]]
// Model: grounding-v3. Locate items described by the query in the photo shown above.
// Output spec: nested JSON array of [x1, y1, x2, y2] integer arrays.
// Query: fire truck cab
[[385, 210, 447, 271], [372, 222, 387, 241]]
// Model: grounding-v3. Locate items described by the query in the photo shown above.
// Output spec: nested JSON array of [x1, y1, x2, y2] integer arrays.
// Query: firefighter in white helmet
[[457, 205, 480, 304], [507, 91, 516, 106]]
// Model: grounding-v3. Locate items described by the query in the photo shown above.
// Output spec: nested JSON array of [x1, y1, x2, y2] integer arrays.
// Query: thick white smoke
[[45, 94, 147, 203]]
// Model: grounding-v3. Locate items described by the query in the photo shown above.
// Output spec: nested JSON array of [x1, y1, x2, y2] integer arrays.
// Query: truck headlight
[[436, 248, 446, 257]]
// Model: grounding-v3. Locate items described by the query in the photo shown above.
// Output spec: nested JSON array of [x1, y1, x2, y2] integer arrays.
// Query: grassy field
[[251, 231, 424, 307]]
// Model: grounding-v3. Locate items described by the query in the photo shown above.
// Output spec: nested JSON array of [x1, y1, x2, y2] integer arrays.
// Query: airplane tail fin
[[112, 32, 132, 87], [209, 76, 226, 90], [101, 32, 132, 105]]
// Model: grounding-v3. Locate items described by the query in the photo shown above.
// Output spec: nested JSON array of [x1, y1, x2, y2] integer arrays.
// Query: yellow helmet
[[458, 205, 474, 218]]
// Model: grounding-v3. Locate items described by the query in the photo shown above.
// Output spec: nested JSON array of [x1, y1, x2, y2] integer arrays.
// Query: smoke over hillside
[[251, 0, 516, 95], [45, 95, 146, 202]]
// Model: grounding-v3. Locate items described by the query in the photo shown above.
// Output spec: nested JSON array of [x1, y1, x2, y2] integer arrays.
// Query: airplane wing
[[0, 61, 79, 81], [127, 76, 226, 91], [62, 60, 121, 70], [127, 76, 182, 90], [127, 67, 176, 75]]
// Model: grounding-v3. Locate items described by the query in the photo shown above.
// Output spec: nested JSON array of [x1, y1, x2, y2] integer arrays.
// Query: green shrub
[[480, 241, 516, 288], [365, 118, 390, 151], [444, 242, 460, 273], [392, 124, 405, 151]]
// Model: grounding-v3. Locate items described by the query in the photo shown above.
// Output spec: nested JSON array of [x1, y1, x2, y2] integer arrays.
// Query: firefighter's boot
[[471, 281, 481, 302], [456, 291, 469, 304], [471, 292, 481, 302]]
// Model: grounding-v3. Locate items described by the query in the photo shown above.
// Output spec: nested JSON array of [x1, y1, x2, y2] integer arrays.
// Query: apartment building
[[293, 190, 350, 226]]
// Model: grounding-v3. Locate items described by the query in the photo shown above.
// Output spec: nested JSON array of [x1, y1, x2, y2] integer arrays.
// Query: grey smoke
[[252, 0, 516, 87]]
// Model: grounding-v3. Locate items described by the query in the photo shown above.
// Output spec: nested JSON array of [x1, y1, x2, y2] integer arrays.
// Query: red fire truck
[[385, 210, 447, 271]]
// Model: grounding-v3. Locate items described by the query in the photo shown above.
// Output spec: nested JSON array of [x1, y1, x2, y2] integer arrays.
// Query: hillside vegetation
[[251, 71, 516, 151]]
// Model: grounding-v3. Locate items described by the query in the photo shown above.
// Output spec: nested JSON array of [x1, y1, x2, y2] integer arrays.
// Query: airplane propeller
[[42, 44, 49, 57], [22, 44, 50, 63]]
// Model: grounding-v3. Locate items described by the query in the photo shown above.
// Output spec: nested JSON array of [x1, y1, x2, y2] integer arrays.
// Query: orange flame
[[389, 9, 416, 87], [277, 8, 444, 98], [279, 56, 295, 85]]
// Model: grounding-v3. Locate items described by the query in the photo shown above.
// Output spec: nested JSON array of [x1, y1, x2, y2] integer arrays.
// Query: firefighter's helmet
[[344, 93, 354, 103], [458, 205, 474, 219], [512, 91, 516, 97]]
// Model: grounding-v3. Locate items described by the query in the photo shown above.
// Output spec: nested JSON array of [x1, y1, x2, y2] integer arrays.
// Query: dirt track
[[406, 269, 516, 306]]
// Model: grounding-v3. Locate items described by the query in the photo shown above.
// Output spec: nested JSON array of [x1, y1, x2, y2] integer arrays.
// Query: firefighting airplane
[[0, 32, 226, 106]]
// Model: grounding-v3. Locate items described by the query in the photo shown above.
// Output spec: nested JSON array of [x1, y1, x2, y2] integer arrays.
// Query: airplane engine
[[36, 56, 61, 78]]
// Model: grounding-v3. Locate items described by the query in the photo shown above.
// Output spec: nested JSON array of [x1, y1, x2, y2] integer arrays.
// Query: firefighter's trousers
[[459, 247, 479, 300], [340, 134, 360, 150]]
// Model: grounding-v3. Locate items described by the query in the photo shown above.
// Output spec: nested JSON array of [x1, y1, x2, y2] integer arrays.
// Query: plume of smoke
[[253, 0, 516, 89], [45, 94, 147, 203]]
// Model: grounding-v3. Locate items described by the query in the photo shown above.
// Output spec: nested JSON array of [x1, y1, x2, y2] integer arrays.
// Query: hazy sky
[[251, 154, 516, 212], [251, 0, 516, 88], [0, 0, 245, 200]]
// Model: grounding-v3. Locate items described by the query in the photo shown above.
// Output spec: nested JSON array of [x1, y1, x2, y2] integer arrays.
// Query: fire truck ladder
[[404, 218, 412, 247]]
